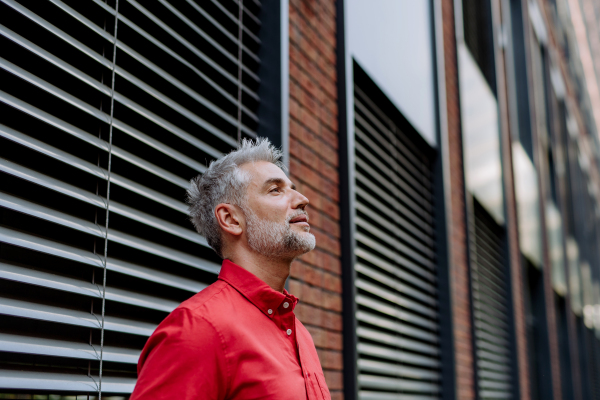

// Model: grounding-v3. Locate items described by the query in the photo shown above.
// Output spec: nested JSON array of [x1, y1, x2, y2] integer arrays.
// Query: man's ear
[[215, 203, 243, 236]]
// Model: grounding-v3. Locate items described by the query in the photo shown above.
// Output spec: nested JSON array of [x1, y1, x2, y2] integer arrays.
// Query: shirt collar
[[218, 259, 298, 319]]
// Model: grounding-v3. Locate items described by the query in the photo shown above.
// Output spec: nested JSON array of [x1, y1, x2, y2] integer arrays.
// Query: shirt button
[[283, 302, 289, 309], [268, 309, 273, 315], [286, 329, 292, 335]]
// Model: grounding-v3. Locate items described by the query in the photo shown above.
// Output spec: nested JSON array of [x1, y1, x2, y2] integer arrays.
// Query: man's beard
[[244, 209, 316, 259]]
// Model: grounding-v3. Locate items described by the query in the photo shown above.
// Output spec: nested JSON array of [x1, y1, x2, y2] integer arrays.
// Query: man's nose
[[293, 190, 309, 209]]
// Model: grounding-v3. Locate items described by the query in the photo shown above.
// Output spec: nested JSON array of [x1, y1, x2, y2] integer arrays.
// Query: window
[[470, 199, 515, 399], [351, 63, 442, 400], [0, 0, 272, 396]]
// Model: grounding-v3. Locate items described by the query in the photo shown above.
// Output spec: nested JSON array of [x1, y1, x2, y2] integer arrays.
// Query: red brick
[[299, 0, 317, 19], [325, 331, 343, 351], [300, 107, 321, 135], [321, 215, 340, 237], [307, 210, 323, 231], [303, 284, 324, 306], [301, 185, 322, 211], [290, 260, 305, 281], [322, 310, 342, 331], [323, 291, 342, 312], [312, 230, 338, 255], [324, 370, 343, 391], [322, 198, 340, 220], [323, 272, 342, 293], [330, 392, 344, 400], [289, 97, 301, 121], [322, 350, 343, 370], [289, 137, 302, 159], [306, 325, 326, 348], [304, 264, 324, 287], [320, 252, 341, 274], [297, 303, 323, 327], [289, 77, 303, 102], [319, 126, 339, 150]]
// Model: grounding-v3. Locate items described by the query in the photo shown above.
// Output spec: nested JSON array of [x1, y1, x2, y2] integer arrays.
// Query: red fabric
[[130, 259, 331, 400]]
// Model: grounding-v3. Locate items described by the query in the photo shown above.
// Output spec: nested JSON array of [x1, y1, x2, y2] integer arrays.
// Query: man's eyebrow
[[263, 177, 296, 190]]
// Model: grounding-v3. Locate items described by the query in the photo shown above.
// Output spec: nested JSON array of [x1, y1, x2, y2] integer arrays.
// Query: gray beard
[[244, 209, 316, 259]]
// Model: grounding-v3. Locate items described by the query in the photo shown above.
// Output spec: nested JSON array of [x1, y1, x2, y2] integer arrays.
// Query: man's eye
[[270, 187, 280, 193]]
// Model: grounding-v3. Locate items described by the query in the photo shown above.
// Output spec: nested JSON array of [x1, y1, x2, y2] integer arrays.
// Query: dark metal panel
[[470, 200, 514, 399], [338, 1, 359, 399], [256, 0, 285, 150], [353, 62, 442, 400]]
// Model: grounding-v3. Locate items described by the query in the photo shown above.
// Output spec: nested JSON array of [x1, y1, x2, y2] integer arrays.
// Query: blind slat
[[0, 369, 136, 392], [0, 333, 139, 364], [0, 297, 156, 336], [358, 374, 441, 392], [0, 262, 180, 312], [0, 225, 207, 292], [358, 359, 441, 381]]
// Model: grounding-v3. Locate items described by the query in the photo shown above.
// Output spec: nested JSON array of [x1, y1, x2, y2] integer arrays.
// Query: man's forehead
[[242, 161, 292, 186]]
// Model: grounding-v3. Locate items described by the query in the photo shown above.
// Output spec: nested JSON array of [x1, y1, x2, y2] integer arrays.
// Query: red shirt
[[130, 260, 331, 400]]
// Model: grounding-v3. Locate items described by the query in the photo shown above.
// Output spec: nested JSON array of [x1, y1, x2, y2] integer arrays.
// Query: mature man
[[130, 139, 331, 399]]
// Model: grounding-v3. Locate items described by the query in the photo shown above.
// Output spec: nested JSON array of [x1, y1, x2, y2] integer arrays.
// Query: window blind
[[471, 199, 514, 399], [353, 77, 442, 400], [0, 0, 261, 395]]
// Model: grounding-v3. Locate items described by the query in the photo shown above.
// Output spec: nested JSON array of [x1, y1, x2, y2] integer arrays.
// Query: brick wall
[[492, 0, 532, 397], [287, 1, 344, 399], [498, 54, 533, 400], [524, 1, 565, 399], [498, 59, 532, 400], [441, 0, 476, 399]]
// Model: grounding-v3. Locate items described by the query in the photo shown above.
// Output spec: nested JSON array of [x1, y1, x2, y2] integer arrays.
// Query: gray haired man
[[131, 139, 331, 399]]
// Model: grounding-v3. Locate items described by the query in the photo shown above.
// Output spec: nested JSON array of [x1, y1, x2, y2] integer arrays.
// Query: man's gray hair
[[187, 138, 285, 258]]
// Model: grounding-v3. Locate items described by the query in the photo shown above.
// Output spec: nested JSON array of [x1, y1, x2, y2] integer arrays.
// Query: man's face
[[239, 161, 315, 259]]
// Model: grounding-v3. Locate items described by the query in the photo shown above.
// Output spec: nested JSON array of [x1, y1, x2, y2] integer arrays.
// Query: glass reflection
[[513, 143, 543, 267], [458, 45, 504, 224], [567, 238, 582, 315], [582, 262, 594, 328], [545, 202, 566, 295]]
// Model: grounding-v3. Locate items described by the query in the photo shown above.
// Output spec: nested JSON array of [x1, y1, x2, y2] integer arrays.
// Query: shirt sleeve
[[130, 307, 229, 400]]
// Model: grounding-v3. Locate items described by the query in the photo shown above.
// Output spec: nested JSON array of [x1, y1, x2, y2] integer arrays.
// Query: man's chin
[[293, 232, 316, 255]]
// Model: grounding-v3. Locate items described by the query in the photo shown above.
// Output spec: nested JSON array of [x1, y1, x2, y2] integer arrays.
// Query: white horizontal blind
[[353, 80, 442, 400], [0, 0, 261, 395], [471, 200, 513, 399]]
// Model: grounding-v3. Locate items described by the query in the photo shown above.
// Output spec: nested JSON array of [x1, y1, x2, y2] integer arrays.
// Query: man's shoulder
[[178, 279, 228, 310], [171, 279, 241, 325]]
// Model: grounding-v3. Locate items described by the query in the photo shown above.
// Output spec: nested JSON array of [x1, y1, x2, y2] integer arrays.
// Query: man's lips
[[289, 215, 309, 225]]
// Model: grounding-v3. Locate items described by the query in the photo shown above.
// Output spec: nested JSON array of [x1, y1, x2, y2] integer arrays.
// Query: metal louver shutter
[[592, 334, 600, 400], [470, 200, 513, 399], [0, 0, 261, 395], [353, 79, 442, 400]]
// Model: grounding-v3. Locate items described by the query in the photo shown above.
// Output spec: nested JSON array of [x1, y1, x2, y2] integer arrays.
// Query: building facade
[[1, 0, 600, 399]]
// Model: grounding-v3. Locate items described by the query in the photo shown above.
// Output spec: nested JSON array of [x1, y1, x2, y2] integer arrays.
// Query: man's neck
[[226, 247, 292, 293]]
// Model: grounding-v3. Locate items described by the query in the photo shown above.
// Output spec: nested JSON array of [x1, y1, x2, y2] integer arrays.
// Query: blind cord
[[236, 0, 244, 143], [99, 0, 120, 397]]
